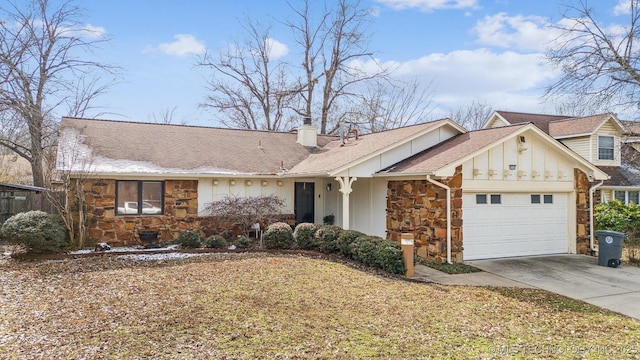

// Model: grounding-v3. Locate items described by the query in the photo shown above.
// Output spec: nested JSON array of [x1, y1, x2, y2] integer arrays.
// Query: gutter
[[426, 175, 452, 264], [589, 180, 605, 251]]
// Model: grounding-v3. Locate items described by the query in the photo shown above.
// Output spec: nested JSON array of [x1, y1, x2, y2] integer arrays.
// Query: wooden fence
[[0, 190, 64, 224]]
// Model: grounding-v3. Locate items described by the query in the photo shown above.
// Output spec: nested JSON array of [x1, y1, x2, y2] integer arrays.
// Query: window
[[476, 194, 487, 204], [532, 194, 553, 204], [598, 136, 615, 160], [614, 190, 639, 205], [116, 181, 164, 216], [477, 194, 501, 204], [490, 194, 501, 204]]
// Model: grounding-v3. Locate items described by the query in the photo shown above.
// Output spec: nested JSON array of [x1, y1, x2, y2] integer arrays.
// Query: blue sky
[[75, 0, 629, 125]]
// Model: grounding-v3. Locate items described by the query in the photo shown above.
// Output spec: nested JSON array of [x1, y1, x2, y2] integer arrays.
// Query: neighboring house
[[56, 116, 608, 262]]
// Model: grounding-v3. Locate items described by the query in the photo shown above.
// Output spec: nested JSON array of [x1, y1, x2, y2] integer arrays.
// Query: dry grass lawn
[[0, 253, 638, 359]]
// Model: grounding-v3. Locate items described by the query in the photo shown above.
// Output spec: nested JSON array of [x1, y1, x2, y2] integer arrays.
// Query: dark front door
[[295, 182, 315, 224]]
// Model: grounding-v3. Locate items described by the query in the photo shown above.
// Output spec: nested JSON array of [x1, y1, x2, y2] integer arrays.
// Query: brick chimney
[[296, 116, 317, 147]]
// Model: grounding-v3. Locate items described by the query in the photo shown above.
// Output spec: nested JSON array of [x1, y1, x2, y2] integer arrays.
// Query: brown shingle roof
[[495, 110, 569, 133], [289, 120, 456, 175], [58, 117, 334, 175], [599, 165, 640, 187], [548, 114, 611, 138], [381, 124, 528, 174]]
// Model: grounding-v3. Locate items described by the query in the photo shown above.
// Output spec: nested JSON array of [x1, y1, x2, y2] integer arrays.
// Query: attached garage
[[462, 192, 570, 260]]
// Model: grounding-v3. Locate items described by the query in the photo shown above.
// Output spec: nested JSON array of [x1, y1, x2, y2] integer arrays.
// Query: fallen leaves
[[0, 253, 638, 359]]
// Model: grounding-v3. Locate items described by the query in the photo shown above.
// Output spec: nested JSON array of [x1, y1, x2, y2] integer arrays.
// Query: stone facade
[[575, 168, 592, 254], [82, 179, 200, 247], [386, 166, 463, 263]]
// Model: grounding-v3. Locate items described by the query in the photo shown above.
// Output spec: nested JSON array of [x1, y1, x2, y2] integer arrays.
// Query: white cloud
[[473, 13, 559, 52], [265, 38, 288, 59], [156, 34, 205, 57], [375, 0, 479, 12], [353, 48, 561, 116], [614, 0, 632, 15]]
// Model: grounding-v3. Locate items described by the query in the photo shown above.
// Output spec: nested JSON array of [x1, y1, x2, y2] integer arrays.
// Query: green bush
[[0, 210, 69, 253], [174, 231, 202, 248], [293, 223, 320, 250], [374, 240, 406, 275], [263, 222, 294, 249], [204, 235, 228, 249], [316, 225, 342, 253], [233, 235, 255, 249], [594, 200, 634, 232], [336, 229, 365, 258], [349, 235, 406, 275]]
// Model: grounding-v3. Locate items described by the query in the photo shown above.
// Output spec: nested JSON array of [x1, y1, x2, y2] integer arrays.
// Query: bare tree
[[287, 0, 385, 134], [447, 100, 493, 130], [199, 0, 387, 134], [49, 127, 94, 249], [198, 20, 293, 131], [203, 195, 285, 238], [0, 0, 116, 187], [342, 77, 433, 133], [545, 0, 640, 115]]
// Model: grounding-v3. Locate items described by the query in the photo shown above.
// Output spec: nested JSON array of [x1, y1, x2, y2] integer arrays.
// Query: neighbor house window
[[116, 181, 164, 216], [614, 190, 639, 205], [598, 136, 615, 160]]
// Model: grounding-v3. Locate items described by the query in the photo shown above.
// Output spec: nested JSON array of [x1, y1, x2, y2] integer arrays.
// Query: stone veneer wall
[[386, 166, 463, 263], [575, 168, 591, 254], [83, 179, 199, 246]]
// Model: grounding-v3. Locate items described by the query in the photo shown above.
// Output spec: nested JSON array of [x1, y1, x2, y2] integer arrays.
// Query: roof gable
[[549, 114, 626, 139], [380, 123, 609, 180], [288, 119, 466, 176], [486, 110, 570, 133]]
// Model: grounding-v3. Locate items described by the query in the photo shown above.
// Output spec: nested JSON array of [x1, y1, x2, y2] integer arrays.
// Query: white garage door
[[462, 192, 569, 260]]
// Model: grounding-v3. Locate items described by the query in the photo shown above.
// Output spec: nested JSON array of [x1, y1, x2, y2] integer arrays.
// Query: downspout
[[426, 175, 452, 264], [589, 180, 605, 252]]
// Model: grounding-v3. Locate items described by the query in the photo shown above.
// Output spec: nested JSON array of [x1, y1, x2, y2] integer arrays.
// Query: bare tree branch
[[0, 0, 117, 186], [545, 0, 640, 114]]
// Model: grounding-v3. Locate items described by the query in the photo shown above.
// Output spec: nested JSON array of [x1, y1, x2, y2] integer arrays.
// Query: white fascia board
[[481, 111, 509, 129], [328, 120, 465, 177]]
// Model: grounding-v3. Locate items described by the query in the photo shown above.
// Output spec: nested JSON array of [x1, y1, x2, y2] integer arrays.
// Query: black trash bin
[[595, 230, 626, 268]]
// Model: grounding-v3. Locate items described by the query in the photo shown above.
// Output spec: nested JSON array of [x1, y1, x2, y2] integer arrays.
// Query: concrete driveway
[[467, 255, 640, 320]]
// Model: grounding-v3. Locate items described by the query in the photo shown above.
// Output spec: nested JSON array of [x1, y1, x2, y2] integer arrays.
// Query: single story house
[[56, 116, 608, 262]]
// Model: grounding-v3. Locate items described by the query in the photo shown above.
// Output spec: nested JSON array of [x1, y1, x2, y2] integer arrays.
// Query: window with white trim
[[598, 136, 615, 160], [614, 190, 639, 205]]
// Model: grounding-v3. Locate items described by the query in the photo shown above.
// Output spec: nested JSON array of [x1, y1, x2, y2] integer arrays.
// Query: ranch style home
[[57, 114, 616, 263]]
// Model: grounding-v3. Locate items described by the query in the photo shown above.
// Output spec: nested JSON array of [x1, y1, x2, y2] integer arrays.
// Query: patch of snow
[[116, 252, 205, 261]]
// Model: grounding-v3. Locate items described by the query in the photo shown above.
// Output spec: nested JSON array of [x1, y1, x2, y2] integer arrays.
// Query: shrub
[[293, 223, 320, 250], [0, 211, 69, 253], [336, 230, 365, 258], [349, 235, 406, 275], [316, 225, 342, 253], [263, 222, 294, 249], [233, 235, 255, 249], [174, 231, 202, 248], [374, 240, 406, 275], [204, 235, 228, 249]]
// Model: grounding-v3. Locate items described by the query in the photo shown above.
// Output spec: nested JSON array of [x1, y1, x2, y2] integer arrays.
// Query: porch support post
[[335, 176, 357, 230]]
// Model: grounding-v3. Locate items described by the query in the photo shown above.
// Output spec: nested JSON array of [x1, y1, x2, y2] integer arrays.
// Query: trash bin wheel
[[607, 259, 621, 268]]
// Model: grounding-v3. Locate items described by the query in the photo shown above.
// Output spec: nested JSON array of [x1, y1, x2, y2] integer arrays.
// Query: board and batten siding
[[462, 130, 575, 187]]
